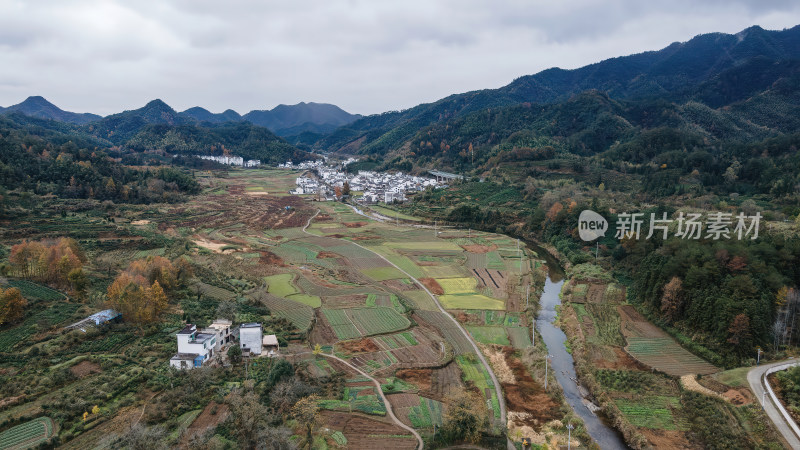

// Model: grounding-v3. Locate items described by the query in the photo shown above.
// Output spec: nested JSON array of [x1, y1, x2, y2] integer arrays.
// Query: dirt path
[[304, 209, 513, 450], [679, 374, 724, 400], [321, 352, 423, 450]]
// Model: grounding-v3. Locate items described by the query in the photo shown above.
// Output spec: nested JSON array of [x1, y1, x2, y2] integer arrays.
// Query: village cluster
[[280, 158, 461, 204], [194, 154, 262, 167]]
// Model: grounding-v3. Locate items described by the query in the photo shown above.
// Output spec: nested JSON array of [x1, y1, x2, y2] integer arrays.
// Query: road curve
[[303, 208, 514, 450], [321, 352, 424, 449], [747, 359, 800, 449]]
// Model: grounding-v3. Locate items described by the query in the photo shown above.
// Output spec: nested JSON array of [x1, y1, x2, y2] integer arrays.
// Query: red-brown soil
[[501, 348, 560, 430], [320, 411, 417, 450], [183, 402, 230, 445], [316, 251, 340, 259], [70, 360, 102, 378], [419, 278, 444, 295], [343, 222, 368, 228], [259, 250, 285, 266], [396, 368, 433, 392], [381, 279, 416, 291], [640, 429, 693, 449], [618, 305, 667, 338], [460, 244, 498, 254], [592, 347, 648, 371], [310, 309, 339, 345], [339, 339, 380, 354]]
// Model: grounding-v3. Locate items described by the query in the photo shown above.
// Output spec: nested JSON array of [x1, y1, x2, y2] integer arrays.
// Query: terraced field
[[259, 294, 314, 330], [625, 337, 718, 376], [0, 416, 55, 449], [619, 305, 717, 376], [323, 307, 410, 340], [614, 397, 686, 430]]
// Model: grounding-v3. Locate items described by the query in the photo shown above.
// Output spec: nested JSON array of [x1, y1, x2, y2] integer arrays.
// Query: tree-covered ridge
[[316, 25, 800, 157], [0, 115, 199, 204], [125, 121, 313, 165]]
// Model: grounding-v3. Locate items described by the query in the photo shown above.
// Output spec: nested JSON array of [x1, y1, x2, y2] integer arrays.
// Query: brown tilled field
[[70, 360, 102, 378], [320, 411, 417, 450], [182, 402, 230, 446], [418, 278, 444, 295]]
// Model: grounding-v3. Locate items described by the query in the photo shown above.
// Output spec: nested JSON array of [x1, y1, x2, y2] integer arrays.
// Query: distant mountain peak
[[243, 102, 361, 136], [0, 95, 101, 125], [143, 99, 174, 111]]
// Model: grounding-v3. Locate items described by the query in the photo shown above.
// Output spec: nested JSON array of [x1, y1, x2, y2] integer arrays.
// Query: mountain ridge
[[0, 96, 101, 125]]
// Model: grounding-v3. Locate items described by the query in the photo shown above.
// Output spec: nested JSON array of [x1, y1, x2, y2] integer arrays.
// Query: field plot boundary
[[619, 305, 718, 376], [302, 209, 508, 431], [0, 416, 56, 449]]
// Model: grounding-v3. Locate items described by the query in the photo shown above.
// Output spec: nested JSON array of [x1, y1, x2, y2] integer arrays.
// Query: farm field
[[0, 417, 55, 449], [0, 167, 554, 449], [619, 305, 718, 376]]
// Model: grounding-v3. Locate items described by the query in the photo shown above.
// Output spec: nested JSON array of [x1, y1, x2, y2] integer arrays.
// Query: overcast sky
[[1, 0, 800, 116]]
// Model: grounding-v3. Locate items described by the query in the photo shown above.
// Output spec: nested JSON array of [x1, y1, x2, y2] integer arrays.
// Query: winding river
[[534, 250, 629, 449]]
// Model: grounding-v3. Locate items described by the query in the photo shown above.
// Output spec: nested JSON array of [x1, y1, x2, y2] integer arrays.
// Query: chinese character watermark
[[578, 210, 761, 242]]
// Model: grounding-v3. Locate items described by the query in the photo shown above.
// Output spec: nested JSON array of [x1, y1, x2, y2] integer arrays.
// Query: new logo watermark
[[578, 210, 608, 241], [578, 210, 761, 242]]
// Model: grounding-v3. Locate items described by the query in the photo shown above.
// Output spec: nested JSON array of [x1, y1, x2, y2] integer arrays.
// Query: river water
[[536, 271, 629, 449]]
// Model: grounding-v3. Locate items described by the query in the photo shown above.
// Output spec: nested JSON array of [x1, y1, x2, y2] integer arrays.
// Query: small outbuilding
[[263, 334, 279, 357]]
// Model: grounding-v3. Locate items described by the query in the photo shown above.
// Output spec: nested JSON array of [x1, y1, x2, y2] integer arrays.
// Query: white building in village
[[239, 323, 263, 356], [202, 319, 234, 352], [170, 324, 217, 370]]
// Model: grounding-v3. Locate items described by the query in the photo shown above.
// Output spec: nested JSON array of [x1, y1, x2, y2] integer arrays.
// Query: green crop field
[[322, 309, 361, 340], [6, 280, 64, 301], [439, 294, 505, 310], [260, 295, 314, 330], [408, 397, 444, 428], [191, 281, 236, 301], [285, 293, 321, 308], [456, 355, 501, 419], [348, 308, 411, 336], [614, 397, 685, 430], [0, 416, 55, 449], [422, 265, 467, 278], [626, 337, 718, 376], [264, 274, 299, 297], [383, 241, 462, 251], [369, 205, 422, 221], [436, 277, 477, 294], [402, 290, 438, 310], [466, 326, 510, 345], [361, 266, 406, 281], [485, 252, 505, 270], [506, 327, 532, 349]]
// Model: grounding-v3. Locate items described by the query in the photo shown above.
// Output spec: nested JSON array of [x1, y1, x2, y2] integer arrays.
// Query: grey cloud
[[1, 0, 800, 116]]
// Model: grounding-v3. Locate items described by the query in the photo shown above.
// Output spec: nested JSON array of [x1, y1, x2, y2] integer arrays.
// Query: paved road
[[747, 359, 800, 449], [304, 209, 514, 450]]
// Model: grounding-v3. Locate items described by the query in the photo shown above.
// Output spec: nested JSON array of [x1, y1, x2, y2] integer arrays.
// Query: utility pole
[[544, 354, 553, 391], [567, 423, 574, 450], [757, 348, 763, 365]]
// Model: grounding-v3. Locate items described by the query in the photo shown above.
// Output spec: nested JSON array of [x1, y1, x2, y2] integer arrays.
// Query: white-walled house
[[170, 324, 217, 370], [239, 323, 263, 356], [202, 319, 234, 352]]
